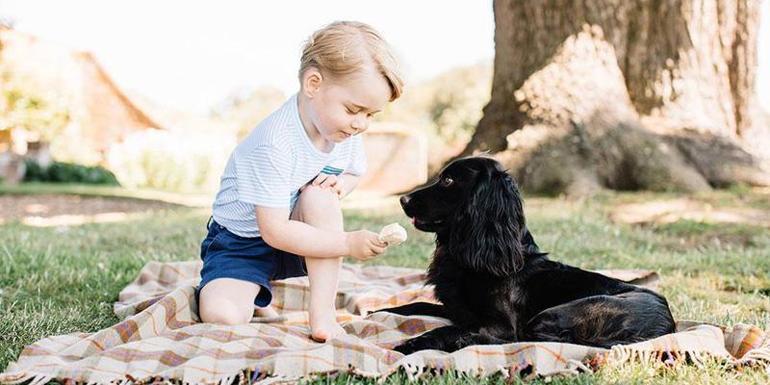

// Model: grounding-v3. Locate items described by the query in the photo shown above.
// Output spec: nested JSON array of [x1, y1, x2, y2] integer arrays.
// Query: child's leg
[[291, 185, 346, 341], [199, 278, 261, 325]]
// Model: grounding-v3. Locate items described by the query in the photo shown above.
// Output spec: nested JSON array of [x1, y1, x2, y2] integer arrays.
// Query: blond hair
[[299, 21, 404, 101]]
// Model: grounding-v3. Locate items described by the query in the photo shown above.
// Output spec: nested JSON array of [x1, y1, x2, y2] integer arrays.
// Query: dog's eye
[[439, 176, 454, 187]]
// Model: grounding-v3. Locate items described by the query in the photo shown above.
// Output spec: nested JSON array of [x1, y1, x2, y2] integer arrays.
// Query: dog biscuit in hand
[[378, 223, 407, 246]]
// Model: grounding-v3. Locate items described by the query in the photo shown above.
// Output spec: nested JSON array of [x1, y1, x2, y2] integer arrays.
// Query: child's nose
[[351, 117, 367, 131]]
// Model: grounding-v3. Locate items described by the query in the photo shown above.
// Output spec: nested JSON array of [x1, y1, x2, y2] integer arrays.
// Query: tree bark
[[463, 0, 770, 195]]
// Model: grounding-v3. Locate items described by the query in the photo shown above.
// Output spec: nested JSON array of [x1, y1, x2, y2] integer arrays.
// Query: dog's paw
[[369, 307, 391, 315], [369, 306, 408, 316], [393, 342, 419, 355]]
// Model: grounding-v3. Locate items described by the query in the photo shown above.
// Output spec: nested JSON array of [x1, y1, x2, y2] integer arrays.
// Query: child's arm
[[256, 206, 384, 260], [337, 173, 359, 198]]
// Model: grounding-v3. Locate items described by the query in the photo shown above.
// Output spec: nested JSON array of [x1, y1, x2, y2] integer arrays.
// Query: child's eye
[[345, 106, 357, 114]]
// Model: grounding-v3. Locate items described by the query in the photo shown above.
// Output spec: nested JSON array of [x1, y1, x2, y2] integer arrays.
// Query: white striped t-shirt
[[211, 94, 367, 238]]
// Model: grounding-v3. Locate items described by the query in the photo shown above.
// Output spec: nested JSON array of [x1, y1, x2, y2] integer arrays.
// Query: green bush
[[23, 159, 119, 185], [0, 71, 70, 142], [377, 62, 492, 144], [106, 129, 234, 192]]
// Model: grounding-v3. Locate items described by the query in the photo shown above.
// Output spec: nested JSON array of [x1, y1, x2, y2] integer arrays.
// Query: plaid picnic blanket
[[2, 261, 769, 385]]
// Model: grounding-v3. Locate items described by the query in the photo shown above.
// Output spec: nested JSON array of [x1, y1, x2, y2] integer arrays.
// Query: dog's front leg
[[373, 302, 448, 318], [393, 325, 465, 355], [450, 332, 508, 352], [394, 326, 508, 354]]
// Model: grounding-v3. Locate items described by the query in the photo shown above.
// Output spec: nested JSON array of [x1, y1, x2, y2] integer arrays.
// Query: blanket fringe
[[217, 374, 233, 385], [0, 373, 49, 385], [27, 375, 52, 385], [565, 358, 592, 374], [0, 372, 27, 385], [229, 356, 591, 384], [608, 346, 729, 369], [733, 346, 770, 372], [5, 345, 770, 385]]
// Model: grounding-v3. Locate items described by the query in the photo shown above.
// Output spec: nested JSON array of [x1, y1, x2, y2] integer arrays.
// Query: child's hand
[[302, 173, 344, 197], [345, 230, 387, 261]]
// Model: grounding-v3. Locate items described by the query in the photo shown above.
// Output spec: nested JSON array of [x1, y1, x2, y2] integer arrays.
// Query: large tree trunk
[[463, 0, 770, 195]]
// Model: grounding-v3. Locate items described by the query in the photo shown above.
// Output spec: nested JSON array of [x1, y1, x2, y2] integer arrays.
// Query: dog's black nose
[[399, 195, 411, 208]]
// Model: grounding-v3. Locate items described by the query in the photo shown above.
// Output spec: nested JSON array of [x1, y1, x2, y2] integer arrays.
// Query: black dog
[[380, 156, 675, 355]]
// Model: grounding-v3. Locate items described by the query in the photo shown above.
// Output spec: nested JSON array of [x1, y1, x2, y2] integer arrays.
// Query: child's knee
[[198, 280, 258, 325], [199, 298, 253, 325], [296, 185, 342, 215], [301, 185, 340, 203]]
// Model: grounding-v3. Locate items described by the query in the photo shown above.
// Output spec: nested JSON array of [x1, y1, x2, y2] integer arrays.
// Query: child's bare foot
[[309, 312, 346, 342]]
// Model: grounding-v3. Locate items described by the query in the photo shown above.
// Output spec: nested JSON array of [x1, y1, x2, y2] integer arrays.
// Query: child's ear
[[302, 67, 323, 98]]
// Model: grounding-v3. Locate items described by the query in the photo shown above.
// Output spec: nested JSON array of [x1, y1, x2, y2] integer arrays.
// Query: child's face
[[308, 66, 391, 143]]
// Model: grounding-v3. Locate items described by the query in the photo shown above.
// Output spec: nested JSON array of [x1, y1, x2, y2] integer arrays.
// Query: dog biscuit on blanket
[[378, 223, 407, 246]]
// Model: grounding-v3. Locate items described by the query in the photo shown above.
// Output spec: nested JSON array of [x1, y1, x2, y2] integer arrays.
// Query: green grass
[[1, 185, 769, 384], [0, 182, 211, 207]]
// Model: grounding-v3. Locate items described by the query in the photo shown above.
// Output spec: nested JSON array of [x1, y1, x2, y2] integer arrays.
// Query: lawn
[[1, 185, 769, 384]]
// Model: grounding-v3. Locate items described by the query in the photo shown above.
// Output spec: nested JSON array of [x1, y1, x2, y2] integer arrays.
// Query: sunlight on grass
[[0, 182, 212, 207], [19, 211, 150, 227], [610, 198, 770, 227]]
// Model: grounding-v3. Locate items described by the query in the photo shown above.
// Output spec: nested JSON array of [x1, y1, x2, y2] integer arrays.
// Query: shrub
[[0, 71, 70, 142], [377, 62, 492, 144], [106, 129, 235, 192], [22, 159, 119, 185]]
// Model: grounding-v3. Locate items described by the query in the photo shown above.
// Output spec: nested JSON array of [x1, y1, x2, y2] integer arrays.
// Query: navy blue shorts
[[196, 218, 307, 307]]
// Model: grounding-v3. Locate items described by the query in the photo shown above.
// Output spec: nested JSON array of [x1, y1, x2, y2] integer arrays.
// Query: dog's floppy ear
[[448, 168, 525, 276]]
